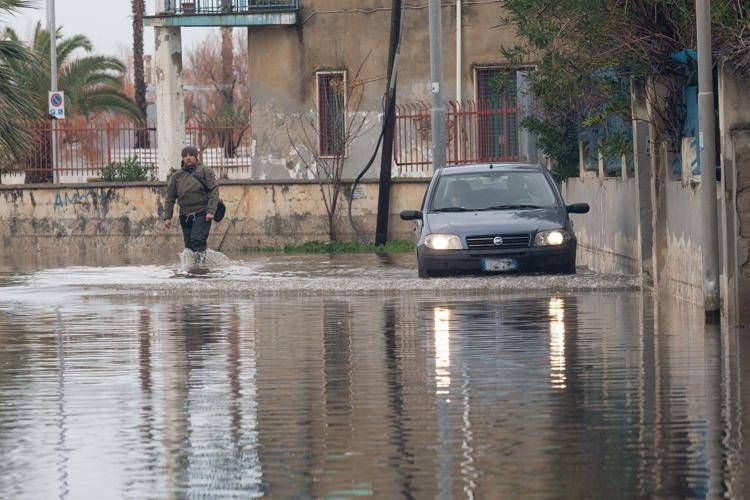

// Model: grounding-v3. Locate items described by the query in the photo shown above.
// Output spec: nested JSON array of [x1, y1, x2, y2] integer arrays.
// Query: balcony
[[144, 0, 299, 28]]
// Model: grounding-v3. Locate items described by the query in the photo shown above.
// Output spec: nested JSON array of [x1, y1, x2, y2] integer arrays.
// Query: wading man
[[162, 146, 220, 264]]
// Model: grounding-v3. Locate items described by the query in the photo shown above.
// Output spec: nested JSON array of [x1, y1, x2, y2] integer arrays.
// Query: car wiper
[[480, 204, 544, 211], [431, 206, 470, 212]]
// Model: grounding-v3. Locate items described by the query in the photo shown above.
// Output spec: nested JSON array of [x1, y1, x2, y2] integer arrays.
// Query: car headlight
[[425, 234, 463, 250], [534, 229, 570, 246]]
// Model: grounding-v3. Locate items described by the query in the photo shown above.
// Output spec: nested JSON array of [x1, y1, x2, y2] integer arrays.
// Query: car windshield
[[430, 170, 559, 211]]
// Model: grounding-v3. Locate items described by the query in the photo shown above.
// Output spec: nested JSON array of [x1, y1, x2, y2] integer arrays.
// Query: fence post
[[197, 120, 204, 162], [451, 101, 459, 165], [106, 123, 113, 165]]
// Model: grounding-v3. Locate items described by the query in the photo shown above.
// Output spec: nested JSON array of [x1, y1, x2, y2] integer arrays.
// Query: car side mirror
[[400, 210, 423, 221], [566, 203, 590, 214]]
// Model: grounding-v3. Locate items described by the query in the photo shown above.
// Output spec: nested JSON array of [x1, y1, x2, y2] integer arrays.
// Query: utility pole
[[456, 0, 462, 102], [696, 0, 720, 319], [429, 0, 446, 173], [375, 0, 404, 245], [47, 0, 59, 183]]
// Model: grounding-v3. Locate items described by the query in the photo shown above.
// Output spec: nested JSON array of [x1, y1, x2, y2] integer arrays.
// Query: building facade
[[246, 0, 538, 179], [146, 0, 538, 181]]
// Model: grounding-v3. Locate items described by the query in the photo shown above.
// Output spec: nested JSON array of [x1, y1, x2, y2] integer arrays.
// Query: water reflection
[[0, 291, 748, 497], [548, 297, 566, 389], [434, 308, 452, 395]]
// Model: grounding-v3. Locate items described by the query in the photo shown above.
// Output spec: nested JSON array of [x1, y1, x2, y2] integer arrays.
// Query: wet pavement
[[0, 253, 748, 498]]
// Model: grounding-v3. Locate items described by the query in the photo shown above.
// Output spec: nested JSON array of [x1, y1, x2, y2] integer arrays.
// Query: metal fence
[[12, 120, 251, 182], [186, 118, 253, 177], [19, 121, 158, 179], [394, 99, 521, 176], [163, 0, 299, 15]]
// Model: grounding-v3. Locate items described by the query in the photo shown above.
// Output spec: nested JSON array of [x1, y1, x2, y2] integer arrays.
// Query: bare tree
[[184, 30, 249, 161], [287, 61, 373, 241]]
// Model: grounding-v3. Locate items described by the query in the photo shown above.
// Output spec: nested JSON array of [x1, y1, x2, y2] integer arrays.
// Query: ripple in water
[[0, 292, 746, 498]]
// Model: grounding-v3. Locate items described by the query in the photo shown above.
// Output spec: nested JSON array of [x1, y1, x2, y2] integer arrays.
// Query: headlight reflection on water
[[434, 307, 452, 395], [548, 297, 566, 389]]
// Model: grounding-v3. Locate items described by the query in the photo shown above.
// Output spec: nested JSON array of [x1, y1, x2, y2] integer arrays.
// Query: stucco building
[[145, 1, 539, 181]]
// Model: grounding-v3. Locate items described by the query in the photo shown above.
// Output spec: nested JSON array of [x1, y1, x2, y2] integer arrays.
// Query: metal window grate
[[317, 72, 346, 157], [466, 234, 530, 250], [475, 68, 519, 160]]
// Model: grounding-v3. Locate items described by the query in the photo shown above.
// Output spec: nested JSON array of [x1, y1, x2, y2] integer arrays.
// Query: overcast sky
[[4, 0, 213, 57]]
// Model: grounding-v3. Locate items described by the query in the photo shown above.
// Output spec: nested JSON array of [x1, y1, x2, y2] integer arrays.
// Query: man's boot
[[194, 251, 207, 266]]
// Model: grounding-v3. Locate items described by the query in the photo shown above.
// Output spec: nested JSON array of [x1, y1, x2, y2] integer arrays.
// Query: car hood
[[425, 208, 567, 236]]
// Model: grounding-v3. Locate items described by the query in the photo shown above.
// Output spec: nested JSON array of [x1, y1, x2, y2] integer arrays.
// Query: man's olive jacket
[[162, 163, 220, 219]]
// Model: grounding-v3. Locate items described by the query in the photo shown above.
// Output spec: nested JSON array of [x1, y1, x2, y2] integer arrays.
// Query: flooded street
[[0, 254, 748, 498]]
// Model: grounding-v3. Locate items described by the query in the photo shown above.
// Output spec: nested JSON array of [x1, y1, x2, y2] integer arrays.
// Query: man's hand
[[205, 213, 214, 221], [164, 218, 172, 229]]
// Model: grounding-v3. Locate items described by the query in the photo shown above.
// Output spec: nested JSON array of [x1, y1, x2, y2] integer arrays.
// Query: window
[[474, 67, 519, 161], [431, 171, 558, 211], [317, 71, 347, 157]]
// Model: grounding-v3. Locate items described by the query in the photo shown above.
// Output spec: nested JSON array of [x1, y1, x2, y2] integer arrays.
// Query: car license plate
[[482, 258, 518, 272]]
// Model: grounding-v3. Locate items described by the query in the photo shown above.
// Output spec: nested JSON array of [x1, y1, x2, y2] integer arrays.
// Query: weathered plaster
[[562, 178, 640, 275], [718, 66, 750, 326], [155, 26, 186, 181], [247, 0, 523, 180], [0, 180, 429, 260]]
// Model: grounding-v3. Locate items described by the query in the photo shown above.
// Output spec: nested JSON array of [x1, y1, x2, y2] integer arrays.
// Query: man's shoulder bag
[[190, 172, 226, 222]]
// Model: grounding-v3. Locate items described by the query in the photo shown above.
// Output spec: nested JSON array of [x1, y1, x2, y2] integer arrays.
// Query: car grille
[[466, 234, 531, 250]]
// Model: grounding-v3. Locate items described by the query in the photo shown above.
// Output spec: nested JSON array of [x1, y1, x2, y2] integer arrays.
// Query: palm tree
[[0, 0, 37, 172], [131, 0, 149, 147], [6, 22, 140, 182]]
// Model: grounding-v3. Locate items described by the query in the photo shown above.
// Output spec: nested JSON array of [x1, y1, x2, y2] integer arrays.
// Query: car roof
[[436, 163, 545, 175]]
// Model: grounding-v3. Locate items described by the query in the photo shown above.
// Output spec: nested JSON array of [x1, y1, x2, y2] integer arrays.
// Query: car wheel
[[558, 260, 576, 275], [418, 262, 431, 278]]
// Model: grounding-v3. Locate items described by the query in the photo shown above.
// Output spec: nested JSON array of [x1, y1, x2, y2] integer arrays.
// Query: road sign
[[49, 91, 65, 119]]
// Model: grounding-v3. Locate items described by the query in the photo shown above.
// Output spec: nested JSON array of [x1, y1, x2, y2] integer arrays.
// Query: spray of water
[[178, 249, 232, 270]]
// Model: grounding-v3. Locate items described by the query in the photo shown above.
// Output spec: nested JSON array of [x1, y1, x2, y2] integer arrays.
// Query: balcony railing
[[162, 0, 299, 15]]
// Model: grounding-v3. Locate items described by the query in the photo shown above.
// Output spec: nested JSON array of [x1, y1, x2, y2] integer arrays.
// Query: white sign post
[[49, 91, 65, 120]]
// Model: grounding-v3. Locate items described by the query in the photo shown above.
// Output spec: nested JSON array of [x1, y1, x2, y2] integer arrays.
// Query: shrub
[[101, 156, 154, 182]]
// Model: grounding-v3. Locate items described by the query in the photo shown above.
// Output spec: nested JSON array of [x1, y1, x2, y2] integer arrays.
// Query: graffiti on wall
[[54, 190, 113, 210]]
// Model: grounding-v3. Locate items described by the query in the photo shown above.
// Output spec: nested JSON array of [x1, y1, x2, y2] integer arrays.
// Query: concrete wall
[[730, 131, 750, 324], [564, 164, 709, 307], [658, 181, 704, 305], [0, 179, 429, 261], [718, 68, 750, 326], [246, 0, 521, 179], [562, 178, 640, 274]]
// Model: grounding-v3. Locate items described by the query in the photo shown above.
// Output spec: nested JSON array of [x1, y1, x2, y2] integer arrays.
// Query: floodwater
[[0, 253, 748, 498]]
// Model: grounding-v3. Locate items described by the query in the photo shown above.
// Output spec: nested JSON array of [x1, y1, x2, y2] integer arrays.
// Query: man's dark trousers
[[179, 212, 212, 252]]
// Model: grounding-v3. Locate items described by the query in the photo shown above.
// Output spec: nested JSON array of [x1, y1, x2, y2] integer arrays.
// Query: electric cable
[[347, 0, 406, 244]]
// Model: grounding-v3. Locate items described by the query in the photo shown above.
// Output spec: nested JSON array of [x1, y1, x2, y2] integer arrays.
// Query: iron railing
[[163, 0, 299, 15], [394, 99, 521, 175], [10, 120, 251, 182], [186, 118, 253, 177]]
